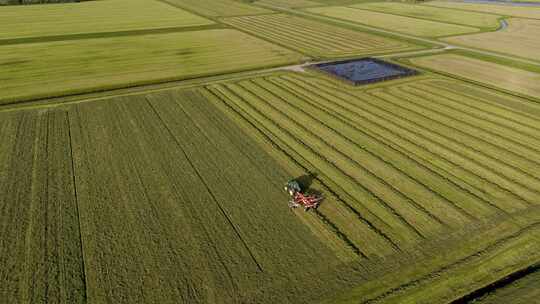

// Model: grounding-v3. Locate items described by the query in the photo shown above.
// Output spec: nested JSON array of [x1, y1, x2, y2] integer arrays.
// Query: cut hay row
[[159, 0, 271, 17], [443, 19, 540, 62], [283, 74, 529, 213], [221, 14, 415, 57], [410, 54, 540, 99], [207, 83, 416, 251], [67, 92, 341, 303], [427, 1, 540, 19], [0, 0, 213, 40], [0, 29, 303, 105], [0, 110, 85, 303], [354, 2, 501, 29], [305, 6, 479, 37]]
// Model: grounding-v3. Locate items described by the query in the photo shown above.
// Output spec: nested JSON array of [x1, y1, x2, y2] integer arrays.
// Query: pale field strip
[[0, 0, 213, 39], [410, 54, 540, 99], [444, 18, 540, 62], [427, 1, 540, 19], [352, 2, 501, 28], [305, 6, 480, 37]]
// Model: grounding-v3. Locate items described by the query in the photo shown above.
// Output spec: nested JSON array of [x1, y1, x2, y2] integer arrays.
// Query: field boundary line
[[66, 110, 89, 302]]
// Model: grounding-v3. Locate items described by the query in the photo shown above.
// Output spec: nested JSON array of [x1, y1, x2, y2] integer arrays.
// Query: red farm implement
[[284, 179, 323, 211]]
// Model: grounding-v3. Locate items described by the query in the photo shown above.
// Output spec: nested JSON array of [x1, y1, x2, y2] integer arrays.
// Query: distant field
[[427, 1, 540, 19], [0, 29, 303, 104], [0, 0, 213, 39], [409, 54, 540, 99], [255, 0, 320, 8], [160, 0, 271, 17], [353, 2, 501, 29], [305, 6, 479, 37], [221, 14, 417, 58], [444, 19, 540, 61]]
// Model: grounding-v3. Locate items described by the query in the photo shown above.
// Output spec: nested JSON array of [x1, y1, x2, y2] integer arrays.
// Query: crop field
[[353, 2, 501, 29], [0, 0, 213, 40], [160, 0, 272, 17], [409, 54, 540, 99], [221, 14, 417, 58], [1, 0, 539, 302], [0, 29, 303, 104], [444, 19, 540, 62], [428, 1, 540, 19], [305, 6, 480, 37], [255, 0, 320, 8]]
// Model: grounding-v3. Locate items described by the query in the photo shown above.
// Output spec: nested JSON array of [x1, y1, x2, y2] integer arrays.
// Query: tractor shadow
[[295, 172, 323, 197]]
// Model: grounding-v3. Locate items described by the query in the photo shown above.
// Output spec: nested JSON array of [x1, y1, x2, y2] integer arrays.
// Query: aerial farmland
[[0, 0, 538, 303]]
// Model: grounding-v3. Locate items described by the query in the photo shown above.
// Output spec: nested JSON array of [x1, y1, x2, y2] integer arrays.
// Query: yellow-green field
[[427, 1, 540, 19], [255, 0, 320, 8], [409, 54, 540, 99], [305, 6, 480, 37], [160, 0, 272, 17], [0, 0, 213, 39], [444, 19, 540, 61], [0, 29, 302, 104], [353, 2, 501, 29], [221, 14, 417, 58]]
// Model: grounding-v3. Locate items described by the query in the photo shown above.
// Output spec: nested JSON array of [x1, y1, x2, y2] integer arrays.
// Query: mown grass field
[[160, 0, 272, 17], [0, 0, 213, 40], [221, 14, 417, 58], [0, 29, 303, 104], [444, 19, 540, 62], [471, 268, 540, 304], [305, 6, 480, 37], [353, 2, 501, 29], [409, 53, 540, 99], [255, 0, 320, 8], [428, 1, 540, 19]]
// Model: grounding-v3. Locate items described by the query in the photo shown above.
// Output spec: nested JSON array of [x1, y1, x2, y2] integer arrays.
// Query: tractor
[[284, 179, 323, 211]]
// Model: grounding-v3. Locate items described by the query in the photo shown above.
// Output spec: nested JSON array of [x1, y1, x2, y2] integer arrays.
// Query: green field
[[305, 6, 480, 37], [222, 14, 417, 58], [0, 29, 303, 104], [0, 0, 213, 39], [160, 0, 272, 17], [353, 2, 501, 29], [1, 0, 539, 302]]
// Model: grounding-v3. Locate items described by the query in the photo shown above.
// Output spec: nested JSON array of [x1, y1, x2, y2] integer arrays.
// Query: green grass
[[305, 6, 480, 37], [352, 2, 501, 29], [221, 14, 417, 58], [0, 0, 213, 40], [160, 0, 272, 17], [255, 0, 320, 8], [472, 268, 540, 304], [0, 29, 303, 104], [427, 1, 540, 19]]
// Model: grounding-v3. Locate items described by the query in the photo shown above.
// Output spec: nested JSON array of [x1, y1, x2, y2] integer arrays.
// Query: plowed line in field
[[410, 83, 540, 136], [280, 76, 504, 212], [428, 81, 540, 123], [382, 88, 540, 194], [398, 86, 540, 162], [388, 86, 540, 157], [272, 76, 501, 218], [147, 99, 264, 273], [295, 76, 533, 209], [66, 110, 88, 302], [252, 78, 452, 227], [231, 82, 427, 240], [208, 85, 405, 250], [361, 222, 540, 304], [205, 87, 369, 257]]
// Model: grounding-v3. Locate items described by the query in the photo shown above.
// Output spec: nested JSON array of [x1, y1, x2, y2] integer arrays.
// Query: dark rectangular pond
[[312, 58, 418, 85]]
